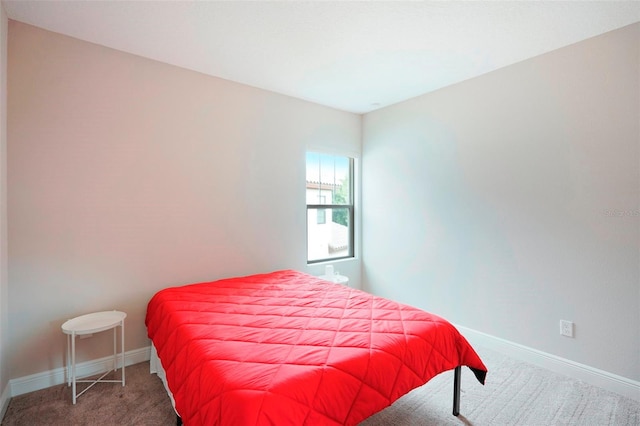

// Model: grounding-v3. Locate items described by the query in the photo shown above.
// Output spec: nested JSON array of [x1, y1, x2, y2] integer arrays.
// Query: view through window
[[306, 152, 354, 263]]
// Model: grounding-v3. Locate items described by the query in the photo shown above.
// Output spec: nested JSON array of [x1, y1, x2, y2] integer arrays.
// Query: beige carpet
[[2, 347, 638, 425], [1, 361, 175, 426]]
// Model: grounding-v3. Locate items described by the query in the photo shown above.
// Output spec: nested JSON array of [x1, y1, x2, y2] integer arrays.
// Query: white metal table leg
[[121, 320, 125, 386], [71, 331, 77, 404], [112, 326, 116, 375], [66, 334, 70, 387]]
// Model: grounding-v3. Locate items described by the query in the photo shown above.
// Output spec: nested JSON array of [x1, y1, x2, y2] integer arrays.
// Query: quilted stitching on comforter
[[146, 270, 487, 425]]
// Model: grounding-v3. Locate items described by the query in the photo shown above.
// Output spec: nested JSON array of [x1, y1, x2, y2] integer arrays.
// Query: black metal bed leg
[[176, 414, 182, 426], [452, 366, 461, 416]]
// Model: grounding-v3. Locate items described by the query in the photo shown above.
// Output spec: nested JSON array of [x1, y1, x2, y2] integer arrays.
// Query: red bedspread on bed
[[146, 270, 487, 426]]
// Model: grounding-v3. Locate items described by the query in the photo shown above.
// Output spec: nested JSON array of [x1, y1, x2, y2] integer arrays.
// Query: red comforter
[[146, 270, 487, 425]]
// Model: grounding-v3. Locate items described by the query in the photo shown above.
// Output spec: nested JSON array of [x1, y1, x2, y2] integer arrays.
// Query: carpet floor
[[2, 347, 638, 425]]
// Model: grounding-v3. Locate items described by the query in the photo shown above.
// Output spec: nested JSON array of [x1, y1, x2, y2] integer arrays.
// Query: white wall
[[362, 23, 639, 381], [7, 21, 361, 379], [0, 1, 8, 408]]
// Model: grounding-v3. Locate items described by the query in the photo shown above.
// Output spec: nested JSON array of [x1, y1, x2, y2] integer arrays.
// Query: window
[[306, 152, 354, 263]]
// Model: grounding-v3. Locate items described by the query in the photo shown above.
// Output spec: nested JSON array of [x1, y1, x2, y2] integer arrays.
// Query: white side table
[[61, 310, 126, 404], [319, 274, 349, 286]]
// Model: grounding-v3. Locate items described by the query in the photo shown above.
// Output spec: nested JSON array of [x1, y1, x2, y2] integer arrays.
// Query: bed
[[146, 269, 487, 425]]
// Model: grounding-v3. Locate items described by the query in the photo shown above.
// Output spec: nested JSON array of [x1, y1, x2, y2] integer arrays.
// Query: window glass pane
[[306, 153, 350, 206], [307, 207, 351, 262]]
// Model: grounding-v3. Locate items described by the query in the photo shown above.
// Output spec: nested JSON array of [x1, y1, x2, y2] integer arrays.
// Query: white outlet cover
[[560, 320, 574, 338]]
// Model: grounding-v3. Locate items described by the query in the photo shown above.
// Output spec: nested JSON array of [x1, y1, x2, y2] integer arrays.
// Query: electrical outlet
[[560, 320, 574, 338]]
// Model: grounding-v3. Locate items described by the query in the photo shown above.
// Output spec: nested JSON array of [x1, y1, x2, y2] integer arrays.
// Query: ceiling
[[3, 1, 640, 114]]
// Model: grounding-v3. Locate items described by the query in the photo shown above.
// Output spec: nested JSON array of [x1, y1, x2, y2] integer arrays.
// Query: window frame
[[306, 155, 355, 264]]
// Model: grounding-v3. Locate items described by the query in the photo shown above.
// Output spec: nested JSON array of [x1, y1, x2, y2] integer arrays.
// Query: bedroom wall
[[7, 21, 361, 379], [362, 23, 639, 381], [0, 2, 8, 407]]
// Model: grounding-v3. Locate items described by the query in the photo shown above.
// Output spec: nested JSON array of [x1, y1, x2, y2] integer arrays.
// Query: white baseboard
[[456, 325, 640, 402], [0, 381, 10, 421], [6, 331, 640, 404], [9, 346, 150, 398]]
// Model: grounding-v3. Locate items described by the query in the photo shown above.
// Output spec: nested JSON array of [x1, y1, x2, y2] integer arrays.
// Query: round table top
[[61, 310, 126, 335]]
